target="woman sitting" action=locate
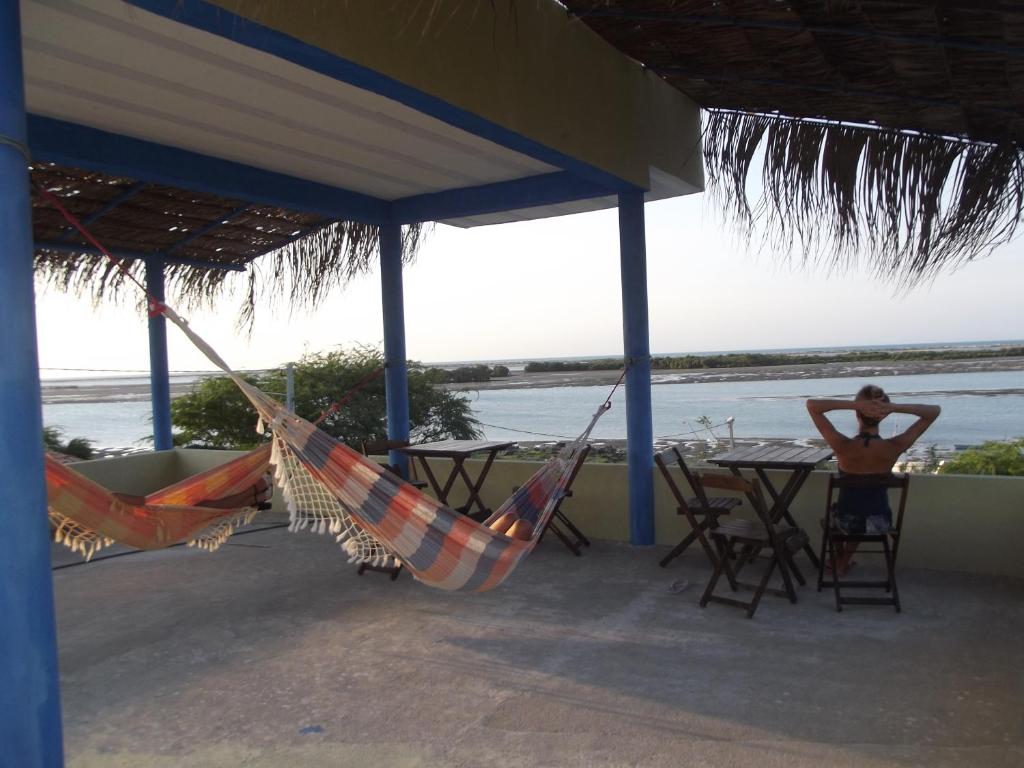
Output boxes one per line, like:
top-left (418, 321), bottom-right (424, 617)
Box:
top-left (806, 385), bottom-right (940, 574)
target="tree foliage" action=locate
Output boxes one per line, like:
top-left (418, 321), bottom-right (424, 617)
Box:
top-left (42, 426), bottom-right (95, 459)
top-left (171, 347), bottom-right (481, 450)
top-left (938, 439), bottom-right (1024, 477)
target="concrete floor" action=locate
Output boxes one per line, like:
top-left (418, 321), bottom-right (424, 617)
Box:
top-left (53, 529), bottom-right (1024, 768)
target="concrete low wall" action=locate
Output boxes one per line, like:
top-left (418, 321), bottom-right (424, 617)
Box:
top-left (430, 458), bottom-right (1024, 580)
top-left (73, 451), bottom-right (1024, 578)
top-left (71, 448), bottom-right (289, 519)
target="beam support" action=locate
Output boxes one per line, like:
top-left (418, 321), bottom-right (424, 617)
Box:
top-left (0, 0), bottom-right (65, 763)
top-left (145, 257), bottom-right (173, 451)
top-left (28, 116), bottom-right (390, 225)
top-left (57, 181), bottom-right (147, 242)
top-left (618, 190), bottom-right (654, 546)
top-left (379, 220), bottom-right (410, 477)
top-left (392, 171), bottom-right (621, 225)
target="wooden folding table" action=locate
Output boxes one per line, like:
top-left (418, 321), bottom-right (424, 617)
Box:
top-left (399, 440), bottom-right (515, 519)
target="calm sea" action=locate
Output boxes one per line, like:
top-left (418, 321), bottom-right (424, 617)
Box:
top-left (41, 369), bottom-right (1024, 450)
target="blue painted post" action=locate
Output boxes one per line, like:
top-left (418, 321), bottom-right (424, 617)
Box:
top-left (379, 220), bottom-right (410, 477)
top-left (0, 0), bottom-right (65, 763)
top-left (286, 363), bottom-right (295, 413)
top-left (145, 257), bottom-right (173, 451)
top-left (618, 190), bottom-right (655, 545)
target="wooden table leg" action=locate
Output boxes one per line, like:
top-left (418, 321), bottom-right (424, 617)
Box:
top-left (440, 458), bottom-right (464, 503)
top-left (416, 456), bottom-right (447, 502)
top-left (755, 467), bottom-right (820, 568)
top-left (456, 449), bottom-right (499, 516)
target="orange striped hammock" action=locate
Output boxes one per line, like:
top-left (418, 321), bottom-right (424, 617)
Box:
top-left (47, 445), bottom-right (272, 561)
top-left (182, 306), bottom-right (608, 592)
top-left (48, 305), bottom-right (608, 592)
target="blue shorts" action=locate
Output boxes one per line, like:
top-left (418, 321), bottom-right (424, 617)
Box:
top-left (833, 485), bottom-right (892, 535)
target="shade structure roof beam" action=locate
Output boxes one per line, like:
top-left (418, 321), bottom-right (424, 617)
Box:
top-left (55, 180), bottom-right (147, 242)
top-left (28, 116), bottom-right (393, 226)
top-left (165, 202), bottom-right (251, 255)
top-left (392, 172), bottom-right (619, 226)
top-left (568, 8), bottom-right (1024, 58)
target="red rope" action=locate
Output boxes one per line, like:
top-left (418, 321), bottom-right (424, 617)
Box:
top-left (33, 184), bottom-right (161, 313)
top-left (36, 184), bottom-right (388, 419)
top-left (312, 364), bottom-right (387, 426)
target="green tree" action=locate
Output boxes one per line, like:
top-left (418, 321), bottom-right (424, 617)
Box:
top-left (938, 438), bottom-right (1024, 476)
top-left (172, 347), bottom-right (481, 450)
top-left (42, 426), bottom-right (95, 459)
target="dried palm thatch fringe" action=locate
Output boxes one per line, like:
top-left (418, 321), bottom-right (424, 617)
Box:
top-left (238, 220), bottom-right (428, 331)
top-left (34, 218), bottom-right (427, 332)
top-left (703, 109), bottom-right (1024, 286)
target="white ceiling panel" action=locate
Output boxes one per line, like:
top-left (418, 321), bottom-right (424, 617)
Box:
top-left (22, 0), bottom-right (558, 202)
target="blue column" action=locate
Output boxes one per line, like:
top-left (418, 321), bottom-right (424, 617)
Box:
top-left (145, 257), bottom-right (173, 451)
top-left (379, 220), bottom-right (410, 477)
top-left (0, 1), bottom-right (65, 764)
top-left (618, 190), bottom-right (655, 545)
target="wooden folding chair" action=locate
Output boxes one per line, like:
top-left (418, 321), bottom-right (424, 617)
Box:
top-left (361, 439), bottom-right (428, 489)
top-left (816, 474), bottom-right (910, 613)
top-left (696, 472), bottom-right (802, 618)
top-left (654, 447), bottom-right (742, 567)
top-left (538, 444), bottom-right (592, 555)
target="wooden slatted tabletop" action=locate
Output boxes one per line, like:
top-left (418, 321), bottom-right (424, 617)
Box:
top-left (711, 444), bottom-right (833, 470)
top-left (399, 440), bottom-right (515, 458)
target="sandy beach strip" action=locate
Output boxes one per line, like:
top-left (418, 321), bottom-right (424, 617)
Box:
top-left (40, 355), bottom-right (1024, 404)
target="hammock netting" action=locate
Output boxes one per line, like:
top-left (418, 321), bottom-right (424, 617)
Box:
top-left (46, 304), bottom-right (606, 591)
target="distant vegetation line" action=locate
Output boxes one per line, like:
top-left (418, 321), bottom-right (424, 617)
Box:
top-left (523, 347), bottom-right (1024, 373)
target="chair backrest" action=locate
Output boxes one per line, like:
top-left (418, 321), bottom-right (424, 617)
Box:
top-left (826, 473), bottom-right (911, 541)
top-left (654, 446), bottom-right (708, 511)
top-left (361, 439), bottom-right (417, 481)
top-left (561, 443), bottom-right (591, 498)
top-left (362, 439), bottom-right (411, 455)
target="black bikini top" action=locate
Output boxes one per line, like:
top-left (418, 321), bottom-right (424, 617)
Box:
top-left (855, 432), bottom-right (882, 448)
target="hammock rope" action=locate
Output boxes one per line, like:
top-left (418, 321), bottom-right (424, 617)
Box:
top-left (162, 304), bottom-right (615, 589)
top-left (37, 189), bottom-right (618, 589)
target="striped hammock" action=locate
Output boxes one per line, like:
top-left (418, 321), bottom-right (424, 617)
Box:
top-left (162, 306), bottom-right (607, 592)
top-left (35, 184), bottom-right (609, 588)
top-left (46, 444), bottom-right (272, 560)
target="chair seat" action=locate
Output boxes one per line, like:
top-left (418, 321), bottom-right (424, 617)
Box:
top-left (713, 519), bottom-right (798, 545)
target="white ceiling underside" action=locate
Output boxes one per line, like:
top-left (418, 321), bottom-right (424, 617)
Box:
top-left (21, 0), bottom-right (697, 228)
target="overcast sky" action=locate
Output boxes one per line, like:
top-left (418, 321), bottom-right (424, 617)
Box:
top-left (34, 192), bottom-right (1024, 378)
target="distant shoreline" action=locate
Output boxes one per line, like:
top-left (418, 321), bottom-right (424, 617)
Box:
top-left (442, 356), bottom-right (1024, 392)
top-left (40, 355), bottom-right (1024, 404)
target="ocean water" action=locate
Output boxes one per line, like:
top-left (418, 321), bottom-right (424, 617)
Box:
top-left (42, 369), bottom-right (1024, 450)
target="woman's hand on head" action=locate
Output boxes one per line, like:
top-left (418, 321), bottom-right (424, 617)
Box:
top-left (855, 398), bottom-right (891, 421)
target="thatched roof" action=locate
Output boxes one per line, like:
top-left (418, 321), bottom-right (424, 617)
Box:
top-left (567, 1), bottom-right (1024, 145)
top-left (32, 2), bottom-right (1023, 303)
top-left (566, 1), bottom-right (1024, 283)
top-left (31, 163), bottom-right (423, 327)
